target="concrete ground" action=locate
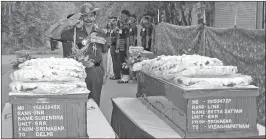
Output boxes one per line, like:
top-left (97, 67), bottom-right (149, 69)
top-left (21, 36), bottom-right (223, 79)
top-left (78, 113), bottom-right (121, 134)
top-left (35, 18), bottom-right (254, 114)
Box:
top-left (1, 53), bottom-right (137, 123)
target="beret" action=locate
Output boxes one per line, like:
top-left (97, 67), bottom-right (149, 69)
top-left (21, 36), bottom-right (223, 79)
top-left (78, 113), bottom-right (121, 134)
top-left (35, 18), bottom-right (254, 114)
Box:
top-left (121, 10), bottom-right (130, 17)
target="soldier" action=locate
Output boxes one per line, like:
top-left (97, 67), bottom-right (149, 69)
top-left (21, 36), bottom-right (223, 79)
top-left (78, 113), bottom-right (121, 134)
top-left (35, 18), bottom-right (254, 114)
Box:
top-left (107, 16), bottom-right (121, 80)
top-left (140, 15), bottom-right (153, 51)
top-left (51, 3), bottom-right (108, 106)
top-left (129, 14), bottom-right (138, 46)
top-left (128, 14), bottom-right (138, 82)
top-left (116, 10), bottom-right (131, 84)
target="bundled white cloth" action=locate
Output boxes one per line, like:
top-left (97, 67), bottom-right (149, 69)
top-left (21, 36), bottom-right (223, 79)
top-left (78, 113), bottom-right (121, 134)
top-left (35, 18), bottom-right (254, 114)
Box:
top-left (10, 67), bottom-right (86, 82)
top-left (9, 81), bottom-right (87, 94)
top-left (10, 57), bottom-right (87, 82)
top-left (18, 57), bottom-right (84, 69)
top-left (177, 66), bottom-right (238, 77)
top-left (174, 74), bottom-right (253, 88)
top-left (9, 57), bottom-right (90, 95)
top-left (135, 54), bottom-right (253, 88)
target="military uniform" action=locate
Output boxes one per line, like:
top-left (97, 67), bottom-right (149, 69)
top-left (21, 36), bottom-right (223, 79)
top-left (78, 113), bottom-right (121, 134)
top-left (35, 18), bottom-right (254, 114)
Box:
top-left (128, 21), bottom-right (138, 81)
top-left (129, 24), bottom-right (138, 46)
top-left (140, 21), bottom-right (153, 51)
top-left (109, 29), bottom-right (121, 79)
top-left (117, 25), bottom-right (130, 78)
top-left (60, 25), bottom-right (107, 105)
top-left (106, 18), bottom-right (121, 79)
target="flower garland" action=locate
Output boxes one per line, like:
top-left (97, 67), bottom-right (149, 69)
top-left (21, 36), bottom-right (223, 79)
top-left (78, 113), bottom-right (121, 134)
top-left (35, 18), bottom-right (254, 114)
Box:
top-left (122, 53), bottom-right (147, 70)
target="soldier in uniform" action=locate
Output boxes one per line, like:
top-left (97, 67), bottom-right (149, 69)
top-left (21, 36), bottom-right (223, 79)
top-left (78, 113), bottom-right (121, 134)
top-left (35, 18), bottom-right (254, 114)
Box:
top-left (107, 16), bottom-right (121, 80)
top-left (51, 3), bottom-right (108, 106)
top-left (140, 15), bottom-right (153, 51)
top-left (129, 14), bottom-right (138, 46)
top-left (128, 14), bottom-right (138, 82)
top-left (117, 10), bottom-right (131, 84)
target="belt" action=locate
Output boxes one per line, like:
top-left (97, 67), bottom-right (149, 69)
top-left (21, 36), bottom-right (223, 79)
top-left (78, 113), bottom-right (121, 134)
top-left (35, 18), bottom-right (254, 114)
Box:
top-left (61, 40), bottom-right (73, 43)
top-left (51, 38), bottom-right (72, 43)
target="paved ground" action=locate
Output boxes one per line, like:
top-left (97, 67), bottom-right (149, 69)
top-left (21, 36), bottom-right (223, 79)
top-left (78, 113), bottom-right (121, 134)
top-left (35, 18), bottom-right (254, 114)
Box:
top-left (1, 54), bottom-right (137, 123)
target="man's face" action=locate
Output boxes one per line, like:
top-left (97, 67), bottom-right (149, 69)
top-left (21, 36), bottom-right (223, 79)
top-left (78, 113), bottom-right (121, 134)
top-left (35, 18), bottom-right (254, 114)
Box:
top-left (81, 12), bottom-right (95, 24)
top-left (110, 19), bottom-right (117, 28)
top-left (120, 14), bottom-right (128, 24)
top-left (143, 18), bottom-right (149, 25)
top-left (129, 17), bottom-right (136, 24)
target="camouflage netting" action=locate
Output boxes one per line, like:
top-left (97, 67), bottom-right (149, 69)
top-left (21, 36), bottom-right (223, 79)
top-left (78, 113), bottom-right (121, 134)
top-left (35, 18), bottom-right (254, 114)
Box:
top-left (153, 23), bottom-right (204, 55)
top-left (153, 22), bottom-right (265, 126)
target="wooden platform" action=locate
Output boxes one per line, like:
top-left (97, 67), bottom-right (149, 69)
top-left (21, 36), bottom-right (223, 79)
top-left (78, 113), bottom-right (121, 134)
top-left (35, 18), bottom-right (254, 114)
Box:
top-left (2, 99), bottom-right (117, 138)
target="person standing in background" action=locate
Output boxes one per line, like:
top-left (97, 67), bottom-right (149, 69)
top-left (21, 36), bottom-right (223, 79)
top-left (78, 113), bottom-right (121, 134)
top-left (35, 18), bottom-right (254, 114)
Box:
top-left (128, 14), bottom-right (138, 82)
top-left (116, 10), bottom-right (131, 84)
top-left (129, 14), bottom-right (138, 46)
top-left (140, 15), bottom-right (153, 51)
top-left (107, 16), bottom-right (121, 80)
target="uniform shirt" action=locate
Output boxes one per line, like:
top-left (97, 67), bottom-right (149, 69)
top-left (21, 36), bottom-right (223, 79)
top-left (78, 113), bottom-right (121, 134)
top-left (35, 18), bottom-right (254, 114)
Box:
top-left (61, 25), bottom-right (108, 63)
top-left (129, 25), bottom-right (138, 46)
top-left (118, 26), bottom-right (129, 51)
top-left (140, 23), bottom-right (153, 38)
top-left (106, 29), bottom-right (117, 45)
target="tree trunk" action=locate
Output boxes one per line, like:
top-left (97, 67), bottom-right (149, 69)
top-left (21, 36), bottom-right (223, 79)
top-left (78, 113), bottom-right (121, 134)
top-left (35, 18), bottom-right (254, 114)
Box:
top-left (178, 4), bottom-right (188, 26)
top-left (15, 38), bottom-right (18, 48)
top-left (4, 3), bottom-right (6, 15)
top-left (31, 37), bottom-right (34, 47)
top-left (12, 2), bottom-right (15, 11)
top-left (187, 8), bottom-right (193, 25)
top-left (163, 2), bottom-right (170, 22)
top-left (8, 4), bottom-right (11, 15)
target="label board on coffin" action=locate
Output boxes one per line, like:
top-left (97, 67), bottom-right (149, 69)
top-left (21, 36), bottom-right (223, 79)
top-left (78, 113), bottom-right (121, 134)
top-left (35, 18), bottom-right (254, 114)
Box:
top-left (10, 93), bottom-right (88, 138)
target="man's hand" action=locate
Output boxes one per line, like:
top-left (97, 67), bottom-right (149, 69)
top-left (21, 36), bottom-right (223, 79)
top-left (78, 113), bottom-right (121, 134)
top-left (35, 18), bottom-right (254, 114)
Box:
top-left (106, 42), bottom-right (112, 47)
top-left (59, 19), bottom-right (67, 25)
top-left (106, 37), bottom-right (112, 46)
top-left (67, 13), bottom-right (82, 26)
top-left (82, 60), bottom-right (94, 68)
top-left (115, 49), bottom-right (119, 53)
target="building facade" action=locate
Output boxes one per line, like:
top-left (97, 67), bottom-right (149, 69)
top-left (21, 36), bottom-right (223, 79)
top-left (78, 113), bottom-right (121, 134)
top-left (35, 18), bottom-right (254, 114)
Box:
top-left (214, 2), bottom-right (265, 29)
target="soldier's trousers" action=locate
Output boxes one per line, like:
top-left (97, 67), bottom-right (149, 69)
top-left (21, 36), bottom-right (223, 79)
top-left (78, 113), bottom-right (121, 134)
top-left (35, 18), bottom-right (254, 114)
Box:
top-left (110, 45), bottom-right (121, 78)
top-left (141, 38), bottom-right (152, 51)
top-left (85, 65), bottom-right (104, 106)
